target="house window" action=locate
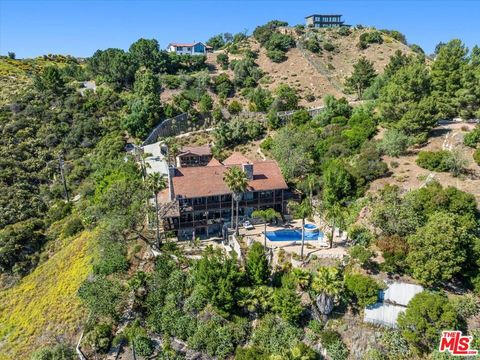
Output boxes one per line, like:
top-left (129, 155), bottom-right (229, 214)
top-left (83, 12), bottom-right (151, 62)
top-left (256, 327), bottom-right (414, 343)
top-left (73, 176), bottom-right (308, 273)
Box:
top-left (177, 46), bottom-right (183, 51)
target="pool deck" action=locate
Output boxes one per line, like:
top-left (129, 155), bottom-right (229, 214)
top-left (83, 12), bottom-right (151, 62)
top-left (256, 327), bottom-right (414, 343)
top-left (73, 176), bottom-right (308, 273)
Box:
top-left (239, 219), bottom-right (348, 261)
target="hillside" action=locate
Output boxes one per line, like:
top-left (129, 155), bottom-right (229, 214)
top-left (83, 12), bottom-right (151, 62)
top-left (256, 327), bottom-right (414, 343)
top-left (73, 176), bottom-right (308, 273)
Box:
top-left (370, 122), bottom-right (480, 204)
top-left (0, 231), bottom-right (96, 359)
top-left (202, 27), bottom-right (415, 107)
top-left (0, 55), bottom-right (83, 106)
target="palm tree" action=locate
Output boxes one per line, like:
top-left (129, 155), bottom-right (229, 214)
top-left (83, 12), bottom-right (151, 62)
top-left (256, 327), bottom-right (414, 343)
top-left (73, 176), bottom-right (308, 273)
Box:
top-left (237, 286), bottom-right (274, 318)
top-left (311, 266), bottom-right (343, 322)
top-left (324, 203), bottom-right (344, 249)
top-left (291, 268), bottom-right (312, 291)
top-left (223, 166), bottom-right (249, 234)
top-left (289, 199), bottom-right (314, 261)
top-left (252, 208), bottom-right (281, 248)
top-left (146, 173), bottom-right (167, 248)
top-left (164, 136), bottom-right (180, 166)
top-left (300, 174), bottom-right (321, 207)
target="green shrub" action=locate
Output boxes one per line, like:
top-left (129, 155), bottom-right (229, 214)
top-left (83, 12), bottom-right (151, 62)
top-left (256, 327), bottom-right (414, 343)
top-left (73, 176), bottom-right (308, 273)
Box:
top-left (474, 148), bottom-right (480, 165)
top-left (253, 20), bottom-right (289, 45)
top-left (344, 273), bottom-right (381, 307)
top-left (134, 336), bottom-right (154, 357)
top-left (216, 53), bottom-right (229, 70)
top-left (380, 29), bottom-right (407, 44)
top-left (46, 201), bottom-right (72, 225)
top-left (304, 38), bottom-right (321, 53)
top-left (416, 150), bottom-right (450, 172)
top-left (188, 314), bottom-right (248, 359)
top-left (61, 216), bottom-right (84, 238)
top-left (338, 27), bottom-right (351, 36)
top-left (213, 116), bottom-right (265, 150)
top-left (323, 42), bottom-right (335, 52)
top-left (84, 323), bottom-right (113, 353)
top-left (228, 100), bottom-right (243, 114)
top-left (214, 73), bottom-right (234, 98)
top-left (267, 110), bottom-right (282, 129)
top-left (358, 31), bottom-right (384, 49)
top-left (31, 344), bottom-right (76, 360)
top-left (320, 330), bottom-right (342, 347)
top-left (306, 319), bottom-right (324, 342)
top-left (265, 33), bottom-right (295, 53)
top-left (246, 242), bottom-right (270, 285)
top-left (290, 109), bottom-right (311, 125)
top-left (376, 235), bottom-right (408, 274)
top-left (267, 49), bottom-right (287, 63)
top-left (251, 314), bottom-right (302, 356)
top-left (93, 241), bottom-right (129, 275)
top-left (78, 276), bottom-right (123, 318)
top-left (379, 129), bottom-right (411, 157)
top-left (235, 346), bottom-right (268, 359)
top-left (199, 93), bottom-right (213, 112)
top-left (0, 218), bottom-right (45, 274)
top-left (349, 245), bottom-right (374, 267)
top-left (397, 291), bottom-right (457, 352)
top-left (261, 136), bottom-right (274, 151)
top-left (160, 74), bottom-right (181, 89)
top-left (326, 340), bottom-right (349, 360)
top-left (233, 56), bottom-right (263, 88)
top-left (410, 44), bottom-right (425, 55)
top-left (348, 226), bottom-right (373, 247)
top-left (320, 330), bottom-right (349, 360)
top-left (464, 126), bottom-right (480, 147)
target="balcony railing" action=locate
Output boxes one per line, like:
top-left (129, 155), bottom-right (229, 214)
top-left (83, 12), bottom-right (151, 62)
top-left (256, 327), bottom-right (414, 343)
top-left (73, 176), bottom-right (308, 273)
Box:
top-left (183, 196), bottom-right (287, 212)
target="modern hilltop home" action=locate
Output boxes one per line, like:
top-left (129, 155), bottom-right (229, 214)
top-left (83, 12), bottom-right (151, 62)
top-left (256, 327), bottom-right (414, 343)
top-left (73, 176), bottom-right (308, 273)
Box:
top-left (157, 152), bottom-right (289, 239)
top-left (305, 14), bottom-right (345, 28)
top-left (167, 42), bottom-right (212, 55)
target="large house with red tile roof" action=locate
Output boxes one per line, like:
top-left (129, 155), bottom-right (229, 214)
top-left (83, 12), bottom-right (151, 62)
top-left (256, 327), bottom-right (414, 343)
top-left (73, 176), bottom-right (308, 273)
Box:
top-left (158, 152), bottom-right (289, 239)
top-left (167, 42), bottom-right (212, 55)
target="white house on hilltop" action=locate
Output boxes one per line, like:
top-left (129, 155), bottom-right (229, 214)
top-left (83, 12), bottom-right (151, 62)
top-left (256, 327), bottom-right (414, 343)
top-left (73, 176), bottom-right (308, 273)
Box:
top-left (167, 42), bottom-right (212, 55)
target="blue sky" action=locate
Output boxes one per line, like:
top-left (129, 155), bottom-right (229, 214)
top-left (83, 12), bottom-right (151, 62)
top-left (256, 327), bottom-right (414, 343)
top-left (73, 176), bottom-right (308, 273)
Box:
top-left (1, 0), bottom-right (479, 58)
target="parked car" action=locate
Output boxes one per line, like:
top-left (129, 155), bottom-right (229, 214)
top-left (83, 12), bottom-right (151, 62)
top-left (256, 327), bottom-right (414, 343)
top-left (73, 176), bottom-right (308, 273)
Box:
top-left (243, 220), bottom-right (254, 230)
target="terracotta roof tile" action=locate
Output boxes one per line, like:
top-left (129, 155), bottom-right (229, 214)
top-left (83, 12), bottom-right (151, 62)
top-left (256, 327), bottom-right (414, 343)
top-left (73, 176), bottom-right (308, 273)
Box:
top-left (223, 152), bottom-right (251, 165)
top-left (171, 160), bottom-right (287, 198)
top-left (178, 145), bottom-right (212, 157)
top-left (206, 158), bottom-right (222, 166)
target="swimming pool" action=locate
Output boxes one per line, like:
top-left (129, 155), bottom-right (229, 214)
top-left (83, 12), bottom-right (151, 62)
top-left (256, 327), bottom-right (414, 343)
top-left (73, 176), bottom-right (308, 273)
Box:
top-left (265, 228), bottom-right (324, 242)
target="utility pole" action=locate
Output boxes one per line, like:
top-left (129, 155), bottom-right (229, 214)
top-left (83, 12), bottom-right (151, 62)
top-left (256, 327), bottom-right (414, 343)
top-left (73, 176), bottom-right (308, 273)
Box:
top-left (58, 152), bottom-right (70, 202)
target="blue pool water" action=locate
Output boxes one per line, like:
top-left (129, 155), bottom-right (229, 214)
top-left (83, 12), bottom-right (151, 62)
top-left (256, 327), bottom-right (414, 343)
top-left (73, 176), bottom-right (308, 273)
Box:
top-left (265, 229), bottom-right (324, 242)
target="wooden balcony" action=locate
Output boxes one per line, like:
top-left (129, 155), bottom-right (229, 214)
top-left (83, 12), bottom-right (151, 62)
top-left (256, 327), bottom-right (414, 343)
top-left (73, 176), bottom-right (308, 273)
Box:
top-left (184, 196), bottom-right (287, 212)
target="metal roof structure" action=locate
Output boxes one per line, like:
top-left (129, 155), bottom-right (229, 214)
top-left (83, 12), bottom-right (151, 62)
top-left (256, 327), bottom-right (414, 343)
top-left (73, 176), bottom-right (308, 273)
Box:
top-left (364, 282), bottom-right (424, 328)
top-left (381, 282), bottom-right (424, 306)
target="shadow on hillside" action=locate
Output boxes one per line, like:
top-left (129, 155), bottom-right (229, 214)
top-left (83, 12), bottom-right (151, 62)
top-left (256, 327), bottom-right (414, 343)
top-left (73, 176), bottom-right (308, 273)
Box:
top-left (428, 127), bottom-right (450, 139)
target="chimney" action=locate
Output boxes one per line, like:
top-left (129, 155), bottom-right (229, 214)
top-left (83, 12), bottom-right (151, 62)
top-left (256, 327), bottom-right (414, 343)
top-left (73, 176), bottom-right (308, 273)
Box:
top-left (168, 166), bottom-right (176, 201)
top-left (242, 163), bottom-right (253, 180)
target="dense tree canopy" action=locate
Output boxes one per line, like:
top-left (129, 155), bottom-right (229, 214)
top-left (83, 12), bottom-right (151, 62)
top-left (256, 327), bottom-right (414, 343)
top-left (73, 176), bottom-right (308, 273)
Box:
top-left (398, 291), bottom-right (458, 353)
